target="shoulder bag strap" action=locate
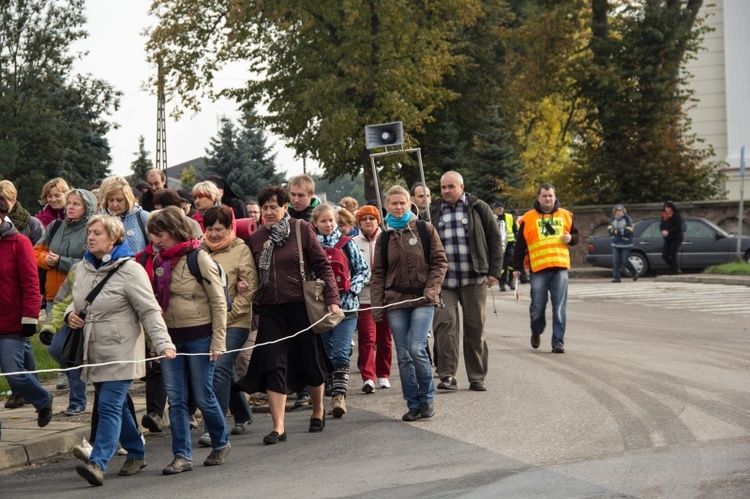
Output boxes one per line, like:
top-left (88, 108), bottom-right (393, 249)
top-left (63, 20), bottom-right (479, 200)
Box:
top-left (295, 219), bottom-right (306, 281)
top-left (83, 261), bottom-right (125, 309)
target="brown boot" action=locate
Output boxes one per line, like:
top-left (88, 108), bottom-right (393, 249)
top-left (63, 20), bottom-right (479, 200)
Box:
top-left (331, 394), bottom-right (347, 418)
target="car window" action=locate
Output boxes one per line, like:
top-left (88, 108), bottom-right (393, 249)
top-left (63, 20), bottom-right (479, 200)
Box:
top-left (639, 220), bottom-right (661, 238)
top-left (686, 220), bottom-right (714, 238)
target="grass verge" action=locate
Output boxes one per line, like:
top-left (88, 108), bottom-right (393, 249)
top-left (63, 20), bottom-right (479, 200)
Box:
top-left (0, 336), bottom-right (59, 396)
top-left (704, 261), bottom-right (750, 275)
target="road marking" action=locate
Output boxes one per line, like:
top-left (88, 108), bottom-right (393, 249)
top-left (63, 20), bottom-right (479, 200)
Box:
top-left (568, 281), bottom-right (750, 317)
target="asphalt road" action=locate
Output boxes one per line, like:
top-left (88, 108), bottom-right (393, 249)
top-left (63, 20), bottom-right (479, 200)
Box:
top-left (2, 278), bottom-right (749, 498)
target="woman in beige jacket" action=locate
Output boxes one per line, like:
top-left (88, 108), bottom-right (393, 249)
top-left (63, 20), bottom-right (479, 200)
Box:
top-left (197, 206), bottom-right (258, 445)
top-left (145, 206), bottom-right (229, 475)
top-left (66, 215), bottom-right (176, 486)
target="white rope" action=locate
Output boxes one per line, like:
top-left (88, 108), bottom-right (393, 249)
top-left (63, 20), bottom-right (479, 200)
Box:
top-left (0, 297), bottom-right (425, 378)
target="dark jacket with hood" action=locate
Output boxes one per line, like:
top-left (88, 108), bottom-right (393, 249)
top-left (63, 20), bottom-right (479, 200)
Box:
top-left (288, 196), bottom-right (321, 222)
top-left (206, 176), bottom-right (249, 220)
top-left (659, 201), bottom-right (684, 241)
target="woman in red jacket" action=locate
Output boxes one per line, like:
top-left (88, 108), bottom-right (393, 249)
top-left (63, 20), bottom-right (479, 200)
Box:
top-left (0, 194), bottom-right (53, 432)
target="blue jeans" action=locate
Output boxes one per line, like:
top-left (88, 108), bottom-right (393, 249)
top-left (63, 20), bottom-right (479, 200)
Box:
top-left (161, 336), bottom-right (228, 460)
top-left (387, 307), bottom-right (435, 409)
top-left (320, 316), bottom-right (357, 367)
top-left (89, 380), bottom-right (143, 472)
top-left (529, 268), bottom-right (569, 347)
top-left (213, 327), bottom-right (252, 424)
top-left (612, 246), bottom-right (636, 279)
top-left (47, 325), bottom-right (87, 410)
top-left (0, 336), bottom-right (51, 410)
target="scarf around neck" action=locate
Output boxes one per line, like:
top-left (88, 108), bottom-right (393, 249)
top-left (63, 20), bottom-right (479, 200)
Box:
top-left (385, 210), bottom-right (413, 229)
top-left (318, 227), bottom-right (342, 248)
top-left (153, 238), bottom-right (201, 312)
top-left (255, 213), bottom-right (291, 303)
top-left (8, 202), bottom-right (30, 231)
top-left (204, 210), bottom-right (237, 253)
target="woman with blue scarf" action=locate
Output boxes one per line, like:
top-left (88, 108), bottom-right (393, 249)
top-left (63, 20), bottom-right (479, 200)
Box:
top-left (310, 204), bottom-right (370, 418)
top-left (370, 186), bottom-right (447, 422)
top-left (98, 176), bottom-right (150, 254)
top-left (67, 215), bottom-right (175, 486)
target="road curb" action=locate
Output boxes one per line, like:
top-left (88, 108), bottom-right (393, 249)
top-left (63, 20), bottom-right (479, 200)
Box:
top-left (0, 425), bottom-right (89, 471)
top-left (656, 274), bottom-right (750, 286)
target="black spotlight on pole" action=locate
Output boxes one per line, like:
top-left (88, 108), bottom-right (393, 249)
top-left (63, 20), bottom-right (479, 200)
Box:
top-left (365, 121), bottom-right (404, 150)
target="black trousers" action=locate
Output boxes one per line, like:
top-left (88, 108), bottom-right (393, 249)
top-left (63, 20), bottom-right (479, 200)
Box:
top-left (662, 238), bottom-right (682, 274)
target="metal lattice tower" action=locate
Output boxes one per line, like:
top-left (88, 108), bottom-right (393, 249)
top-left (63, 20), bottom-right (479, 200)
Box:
top-left (155, 60), bottom-right (168, 186)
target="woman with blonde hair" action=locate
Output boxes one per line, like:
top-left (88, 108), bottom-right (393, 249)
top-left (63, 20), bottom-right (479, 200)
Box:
top-left (338, 196), bottom-right (359, 214)
top-left (371, 185), bottom-right (447, 422)
top-left (98, 176), bottom-right (150, 254)
top-left (68, 214), bottom-right (176, 486)
top-left (191, 181), bottom-right (222, 232)
top-left (336, 207), bottom-right (359, 237)
top-left (36, 177), bottom-right (70, 227)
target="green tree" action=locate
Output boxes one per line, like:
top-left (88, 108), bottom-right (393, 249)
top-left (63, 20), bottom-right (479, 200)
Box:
top-left (574, 0), bottom-right (722, 204)
top-left (0, 0), bottom-right (119, 209)
top-left (202, 110), bottom-right (283, 199)
top-left (130, 135), bottom-right (152, 184)
top-left (146, 1), bottom-right (482, 200)
top-left (179, 165), bottom-right (197, 190)
top-left (312, 173), bottom-right (366, 206)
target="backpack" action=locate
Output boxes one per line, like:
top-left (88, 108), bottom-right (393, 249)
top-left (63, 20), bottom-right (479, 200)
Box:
top-left (186, 248), bottom-right (233, 312)
top-left (380, 220), bottom-right (431, 274)
top-left (324, 236), bottom-right (352, 293)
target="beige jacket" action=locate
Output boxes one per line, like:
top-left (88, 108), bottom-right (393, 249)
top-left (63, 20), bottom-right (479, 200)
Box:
top-left (201, 238), bottom-right (258, 329)
top-left (68, 256), bottom-right (174, 383)
top-left (161, 248), bottom-right (227, 352)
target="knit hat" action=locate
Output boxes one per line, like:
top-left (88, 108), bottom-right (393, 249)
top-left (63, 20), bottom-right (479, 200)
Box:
top-left (356, 205), bottom-right (382, 224)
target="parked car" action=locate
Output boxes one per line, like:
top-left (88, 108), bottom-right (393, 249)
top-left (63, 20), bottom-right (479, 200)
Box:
top-left (587, 217), bottom-right (750, 276)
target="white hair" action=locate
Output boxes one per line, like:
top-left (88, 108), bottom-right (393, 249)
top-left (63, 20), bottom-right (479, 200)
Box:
top-left (441, 170), bottom-right (464, 185)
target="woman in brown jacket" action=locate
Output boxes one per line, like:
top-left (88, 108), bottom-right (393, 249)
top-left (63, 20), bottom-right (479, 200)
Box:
top-left (236, 186), bottom-right (340, 445)
top-left (371, 185), bottom-right (447, 422)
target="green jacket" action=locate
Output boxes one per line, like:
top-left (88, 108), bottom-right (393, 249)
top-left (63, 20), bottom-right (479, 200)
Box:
top-left (430, 192), bottom-right (503, 279)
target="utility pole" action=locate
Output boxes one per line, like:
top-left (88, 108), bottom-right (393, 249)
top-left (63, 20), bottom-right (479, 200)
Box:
top-left (156, 59), bottom-right (168, 186)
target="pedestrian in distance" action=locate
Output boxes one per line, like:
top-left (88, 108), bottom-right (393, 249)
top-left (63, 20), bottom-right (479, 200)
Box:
top-left (608, 204), bottom-right (638, 282)
top-left (513, 183), bottom-right (579, 354)
top-left (660, 200), bottom-right (684, 275)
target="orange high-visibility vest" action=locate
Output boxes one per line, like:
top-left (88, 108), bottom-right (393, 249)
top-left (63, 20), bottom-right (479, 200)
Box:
top-left (520, 208), bottom-right (573, 271)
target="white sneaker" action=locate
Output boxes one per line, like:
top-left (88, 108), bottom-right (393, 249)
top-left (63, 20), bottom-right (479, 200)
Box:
top-left (362, 380), bottom-right (375, 394)
top-left (116, 443), bottom-right (127, 455)
top-left (378, 377), bottom-right (391, 389)
top-left (140, 433), bottom-right (146, 446)
top-left (73, 438), bottom-right (93, 462)
top-left (198, 432), bottom-right (211, 447)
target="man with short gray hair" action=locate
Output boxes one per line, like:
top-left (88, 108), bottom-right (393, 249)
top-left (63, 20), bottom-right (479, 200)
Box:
top-left (429, 171), bottom-right (502, 391)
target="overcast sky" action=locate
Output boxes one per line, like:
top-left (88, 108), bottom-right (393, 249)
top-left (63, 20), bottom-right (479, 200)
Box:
top-left (74, 0), bottom-right (305, 180)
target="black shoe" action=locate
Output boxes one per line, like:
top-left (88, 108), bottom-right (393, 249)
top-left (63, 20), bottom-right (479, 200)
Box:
top-left (141, 412), bottom-right (163, 433)
top-left (420, 403), bottom-right (434, 419)
top-left (499, 284), bottom-right (507, 292)
top-left (632, 273), bottom-right (639, 282)
top-left (37, 394), bottom-right (53, 428)
top-left (263, 431), bottom-right (287, 445)
top-left (436, 376), bottom-right (457, 390)
top-left (469, 381), bottom-right (487, 392)
top-left (309, 416), bottom-right (325, 433)
top-left (531, 334), bottom-right (541, 349)
top-left (611, 278), bottom-right (621, 283)
top-left (552, 345), bottom-right (565, 354)
top-left (402, 408), bottom-right (421, 422)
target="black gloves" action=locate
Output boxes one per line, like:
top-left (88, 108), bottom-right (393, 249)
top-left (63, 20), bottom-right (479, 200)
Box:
top-left (21, 323), bottom-right (37, 337)
top-left (39, 329), bottom-right (55, 346)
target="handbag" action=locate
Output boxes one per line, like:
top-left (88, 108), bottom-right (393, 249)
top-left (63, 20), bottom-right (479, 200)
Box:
top-left (295, 219), bottom-right (344, 334)
top-left (61, 262), bottom-right (124, 368)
